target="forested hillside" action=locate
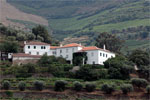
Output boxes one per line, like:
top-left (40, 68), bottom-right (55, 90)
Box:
top-left (5, 0), bottom-right (150, 53)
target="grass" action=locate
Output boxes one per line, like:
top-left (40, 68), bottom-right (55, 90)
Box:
top-left (84, 19), bottom-right (150, 33)
top-left (121, 39), bottom-right (150, 53)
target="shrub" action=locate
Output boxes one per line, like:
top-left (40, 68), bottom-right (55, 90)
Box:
top-left (18, 81), bottom-right (26, 91)
top-left (131, 78), bottom-right (148, 88)
top-left (5, 91), bottom-right (13, 97)
top-left (34, 81), bottom-right (45, 91)
top-left (120, 84), bottom-right (133, 94)
top-left (101, 84), bottom-right (115, 94)
top-left (75, 65), bottom-right (107, 81)
top-left (146, 85), bottom-right (150, 94)
top-left (54, 80), bottom-right (67, 91)
top-left (73, 81), bottom-right (83, 91)
top-left (85, 83), bottom-right (96, 92)
top-left (2, 81), bottom-right (11, 90)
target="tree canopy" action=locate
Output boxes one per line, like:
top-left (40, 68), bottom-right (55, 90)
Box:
top-left (128, 49), bottom-right (150, 67)
top-left (0, 41), bottom-right (19, 53)
top-left (32, 25), bottom-right (52, 43)
top-left (95, 32), bottom-right (124, 53)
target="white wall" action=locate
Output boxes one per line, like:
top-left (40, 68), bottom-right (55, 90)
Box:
top-left (98, 50), bottom-right (115, 65)
top-left (56, 46), bottom-right (82, 63)
top-left (86, 50), bottom-right (99, 64)
top-left (24, 45), bottom-right (51, 56)
top-left (85, 50), bottom-right (115, 65)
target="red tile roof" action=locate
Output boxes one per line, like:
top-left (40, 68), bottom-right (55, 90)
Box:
top-left (50, 46), bottom-right (60, 49)
top-left (80, 46), bottom-right (100, 51)
top-left (61, 43), bottom-right (83, 48)
top-left (13, 53), bottom-right (41, 58)
top-left (79, 46), bottom-right (113, 53)
top-left (25, 41), bottom-right (50, 46)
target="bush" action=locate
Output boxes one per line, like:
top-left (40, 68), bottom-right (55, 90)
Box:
top-left (5, 91), bottom-right (13, 97)
top-left (146, 85), bottom-right (150, 94)
top-left (54, 80), bottom-right (67, 91)
top-left (18, 81), bottom-right (26, 91)
top-left (85, 83), bottom-right (96, 92)
top-left (101, 84), bottom-right (115, 94)
top-left (75, 64), bottom-right (108, 81)
top-left (34, 81), bottom-right (45, 91)
top-left (120, 84), bottom-right (133, 94)
top-left (2, 81), bottom-right (11, 90)
top-left (131, 78), bottom-right (148, 88)
top-left (73, 81), bottom-right (83, 91)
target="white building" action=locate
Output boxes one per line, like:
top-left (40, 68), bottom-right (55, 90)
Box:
top-left (78, 46), bottom-right (115, 65)
top-left (14, 41), bottom-right (115, 65)
top-left (24, 41), bottom-right (51, 56)
top-left (53, 43), bottom-right (83, 64)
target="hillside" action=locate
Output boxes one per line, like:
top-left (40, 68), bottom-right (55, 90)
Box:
top-left (0, 0), bottom-right (48, 29)
top-left (3, 0), bottom-right (150, 52)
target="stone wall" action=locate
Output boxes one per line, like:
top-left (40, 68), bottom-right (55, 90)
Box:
top-left (12, 59), bottom-right (39, 65)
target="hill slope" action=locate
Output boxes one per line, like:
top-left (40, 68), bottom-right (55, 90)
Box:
top-left (0, 0), bottom-right (48, 29)
top-left (4, 0), bottom-right (150, 52)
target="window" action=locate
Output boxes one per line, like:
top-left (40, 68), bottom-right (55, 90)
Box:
top-left (93, 61), bottom-right (95, 64)
top-left (60, 50), bottom-right (62, 53)
top-left (66, 55), bottom-right (68, 58)
top-left (100, 53), bottom-right (102, 56)
top-left (41, 46), bottom-right (43, 49)
top-left (106, 54), bottom-right (107, 58)
top-left (103, 53), bottom-right (105, 57)
top-left (34, 46), bottom-right (36, 49)
top-left (66, 49), bottom-right (68, 53)
top-left (72, 48), bottom-right (74, 52)
top-left (28, 46), bottom-right (30, 49)
top-left (37, 52), bottom-right (39, 55)
top-left (91, 52), bottom-right (94, 56)
top-left (45, 52), bottom-right (47, 55)
top-left (44, 46), bottom-right (46, 49)
top-left (53, 51), bottom-right (56, 55)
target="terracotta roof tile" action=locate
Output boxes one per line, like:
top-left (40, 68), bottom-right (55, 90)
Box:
top-left (26, 41), bottom-right (50, 45)
top-left (13, 53), bottom-right (41, 58)
top-left (61, 43), bottom-right (83, 48)
top-left (50, 46), bottom-right (60, 49)
top-left (79, 46), bottom-right (113, 53)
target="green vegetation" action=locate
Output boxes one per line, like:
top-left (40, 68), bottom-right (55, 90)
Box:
top-left (146, 85), bottom-right (150, 94)
top-left (7, 0), bottom-right (150, 45)
top-left (54, 80), bottom-right (67, 92)
top-left (95, 32), bottom-right (124, 53)
top-left (18, 81), bottom-right (26, 91)
top-left (34, 80), bottom-right (45, 91)
top-left (73, 81), bottom-right (83, 91)
top-left (131, 78), bottom-right (148, 88)
top-left (120, 84), bottom-right (134, 94)
top-left (85, 83), bottom-right (96, 92)
top-left (2, 81), bottom-right (11, 90)
top-left (101, 84), bottom-right (115, 94)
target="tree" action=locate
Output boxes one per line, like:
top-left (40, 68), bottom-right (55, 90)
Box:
top-left (32, 25), bottom-right (52, 43)
top-left (0, 41), bottom-right (19, 53)
top-left (104, 55), bottom-right (134, 79)
top-left (128, 50), bottom-right (150, 67)
top-left (95, 32), bottom-right (124, 53)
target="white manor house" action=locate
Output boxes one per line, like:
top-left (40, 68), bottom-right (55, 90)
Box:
top-left (13, 41), bottom-right (115, 65)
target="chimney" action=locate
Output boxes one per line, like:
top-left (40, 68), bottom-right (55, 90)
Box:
top-left (80, 43), bottom-right (82, 46)
top-left (103, 44), bottom-right (106, 50)
top-left (60, 44), bottom-right (63, 47)
top-left (24, 41), bottom-right (26, 45)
